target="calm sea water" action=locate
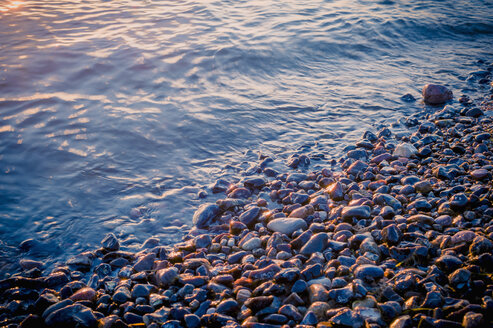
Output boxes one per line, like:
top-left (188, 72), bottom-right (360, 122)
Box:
top-left (0, 0), bottom-right (492, 274)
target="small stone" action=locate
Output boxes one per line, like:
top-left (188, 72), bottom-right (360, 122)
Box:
top-left (300, 310), bottom-right (318, 325)
top-left (244, 296), bottom-right (273, 313)
top-left (216, 299), bottom-right (239, 315)
top-left (414, 180), bottom-right (433, 194)
top-left (101, 233), bottom-right (120, 251)
top-left (241, 237), bottom-right (262, 251)
top-left (112, 286), bottom-right (131, 303)
top-left (132, 284), bottom-right (155, 299)
top-left (133, 253), bottom-right (156, 272)
top-left (19, 259), bottom-right (43, 271)
top-left (422, 84), bottom-right (453, 104)
top-left (451, 231), bottom-right (476, 244)
top-left (449, 193), bottom-right (468, 210)
top-left (328, 285), bottom-right (354, 304)
top-left (329, 308), bottom-right (364, 328)
top-left (394, 143), bottom-right (418, 157)
top-left (435, 255), bottom-right (463, 273)
top-left (184, 314), bottom-right (200, 328)
top-left (291, 280), bottom-right (307, 293)
top-left (401, 94), bottom-right (416, 102)
top-left (279, 304), bottom-right (303, 321)
top-left (195, 235), bottom-right (212, 249)
top-left (469, 236), bottom-right (493, 256)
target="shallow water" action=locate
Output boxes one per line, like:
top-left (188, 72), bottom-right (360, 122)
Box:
top-left (0, 0), bottom-right (492, 274)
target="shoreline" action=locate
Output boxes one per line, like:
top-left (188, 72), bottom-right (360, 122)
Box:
top-left (1, 76), bottom-right (493, 327)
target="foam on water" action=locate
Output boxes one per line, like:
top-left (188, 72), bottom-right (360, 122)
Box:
top-left (0, 0), bottom-right (492, 274)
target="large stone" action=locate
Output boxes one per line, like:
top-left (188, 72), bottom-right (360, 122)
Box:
top-left (193, 203), bottom-right (220, 229)
top-left (267, 218), bottom-right (307, 235)
top-left (341, 205), bottom-right (371, 221)
top-left (422, 84), bottom-right (453, 105)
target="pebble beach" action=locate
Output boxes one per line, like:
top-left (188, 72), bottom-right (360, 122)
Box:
top-left (1, 72), bottom-right (493, 328)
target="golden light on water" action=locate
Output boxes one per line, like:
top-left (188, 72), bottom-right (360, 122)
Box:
top-left (0, 0), bottom-right (23, 12)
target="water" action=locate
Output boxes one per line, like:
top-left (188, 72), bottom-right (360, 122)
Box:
top-left (0, 0), bottom-right (492, 275)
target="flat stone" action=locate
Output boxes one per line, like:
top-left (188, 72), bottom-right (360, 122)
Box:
top-left (414, 180), bottom-right (433, 194)
top-left (267, 218), bottom-right (307, 235)
top-left (407, 214), bottom-right (434, 225)
top-left (341, 205), bottom-right (371, 220)
top-left (69, 287), bottom-right (96, 302)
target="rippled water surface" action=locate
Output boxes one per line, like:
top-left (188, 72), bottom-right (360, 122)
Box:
top-left (1, 0), bottom-right (492, 273)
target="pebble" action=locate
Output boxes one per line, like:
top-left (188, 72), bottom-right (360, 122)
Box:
top-left (422, 84), bottom-right (453, 104)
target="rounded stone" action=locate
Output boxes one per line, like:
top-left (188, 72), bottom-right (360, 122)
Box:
top-left (422, 84), bottom-right (453, 104)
